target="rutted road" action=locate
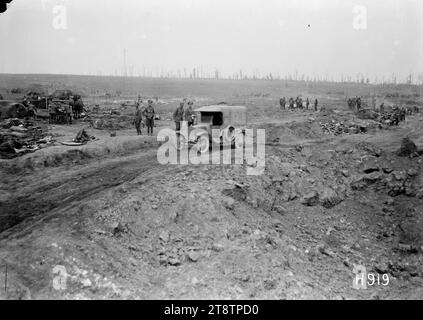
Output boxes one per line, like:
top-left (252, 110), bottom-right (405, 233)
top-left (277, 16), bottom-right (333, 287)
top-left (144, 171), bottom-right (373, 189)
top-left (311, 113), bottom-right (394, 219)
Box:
top-left (0, 150), bottom-right (167, 236)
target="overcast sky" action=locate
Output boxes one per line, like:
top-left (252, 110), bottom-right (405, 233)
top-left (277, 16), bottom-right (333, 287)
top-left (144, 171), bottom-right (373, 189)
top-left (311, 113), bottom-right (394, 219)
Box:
top-left (0, 0), bottom-right (422, 81)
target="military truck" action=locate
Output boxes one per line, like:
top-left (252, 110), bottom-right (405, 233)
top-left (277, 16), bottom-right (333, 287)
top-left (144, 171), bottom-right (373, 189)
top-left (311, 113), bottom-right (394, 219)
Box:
top-left (178, 104), bottom-right (247, 152)
top-left (48, 99), bottom-right (73, 124)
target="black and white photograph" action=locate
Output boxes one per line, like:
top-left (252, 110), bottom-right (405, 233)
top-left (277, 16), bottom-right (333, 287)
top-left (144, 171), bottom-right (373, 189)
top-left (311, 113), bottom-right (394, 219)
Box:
top-left (0, 0), bottom-right (422, 304)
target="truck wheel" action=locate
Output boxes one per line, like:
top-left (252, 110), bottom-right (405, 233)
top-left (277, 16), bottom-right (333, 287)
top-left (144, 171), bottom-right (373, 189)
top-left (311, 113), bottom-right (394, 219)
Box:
top-left (193, 135), bottom-right (209, 153)
top-left (233, 130), bottom-right (245, 149)
top-left (223, 126), bottom-right (236, 144)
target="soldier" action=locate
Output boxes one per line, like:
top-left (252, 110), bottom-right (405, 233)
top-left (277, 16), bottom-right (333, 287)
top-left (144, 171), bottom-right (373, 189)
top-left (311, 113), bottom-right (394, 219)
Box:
top-left (347, 98), bottom-right (353, 110)
top-left (145, 100), bottom-right (155, 136)
top-left (26, 102), bottom-right (37, 120)
top-left (173, 102), bottom-right (184, 131)
top-left (134, 104), bottom-right (143, 135)
top-left (0, 93), bottom-right (3, 100)
top-left (401, 107), bottom-right (406, 121)
top-left (72, 95), bottom-right (84, 119)
top-left (379, 102), bottom-right (384, 113)
top-left (314, 98), bottom-right (318, 111)
top-left (372, 96), bottom-right (377, 111)
top-left (279, 97), bottom-right (286, 109)
top-left (289, 97), bottom-right (294, 110)
top-left (184, 101), bottom-right (195, 126)
top-left (395, 108), bottom-right (401, 125)
top-left (139, 100), bottom-right (148, 128)
top-left (391, 106), bottom-right (400, 125)
top-left (355, 97), bottom-right (361, 111)
top-left (356, 97), bottom-right (362, 111)
top-left (306, 97), bottom-right (310, 110)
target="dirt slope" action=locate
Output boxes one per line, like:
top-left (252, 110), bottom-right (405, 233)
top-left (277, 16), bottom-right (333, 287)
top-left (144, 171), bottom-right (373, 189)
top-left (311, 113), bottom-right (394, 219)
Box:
top-left (1, 116), bottom-right (422, 300)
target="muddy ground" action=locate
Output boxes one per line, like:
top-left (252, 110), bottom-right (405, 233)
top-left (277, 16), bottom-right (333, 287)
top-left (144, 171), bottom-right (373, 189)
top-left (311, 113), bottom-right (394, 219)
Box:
top-left (0, 75), bottom-right (423, 299)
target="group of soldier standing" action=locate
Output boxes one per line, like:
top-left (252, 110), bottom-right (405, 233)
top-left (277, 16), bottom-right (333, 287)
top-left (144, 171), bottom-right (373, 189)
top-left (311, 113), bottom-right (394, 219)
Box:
top-left (133, 97), bottom-right (196, 136)
top-left (279, 96), bottom-right (319, 111)
top-left (347, 95), bottom-right (421, 126)
top-left (347, 96), bottom-right (363, 111)
top-left (384, 105), bottom-right (420, 126)
top-left (134, 97), bottom-right (156, 136)
top-left (173, 98), bottom-right (195, 131)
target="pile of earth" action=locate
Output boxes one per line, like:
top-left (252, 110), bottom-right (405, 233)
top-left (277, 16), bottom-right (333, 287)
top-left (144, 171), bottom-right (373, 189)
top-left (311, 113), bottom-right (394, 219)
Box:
top-left (221, 140), bottom-right (423, 213)
top-left (397, 137), bottom-right (420, 157)
top-left (80, 139), bottom-right (422, 298)
top-left (266, 120), bottom-right (323, 143)
top-left (1, 135), bottom-right (422, 299)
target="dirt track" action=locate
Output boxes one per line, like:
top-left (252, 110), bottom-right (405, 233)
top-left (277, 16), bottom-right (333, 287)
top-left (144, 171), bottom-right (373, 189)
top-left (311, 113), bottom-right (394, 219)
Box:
top-left (0, 150), bottom-right (162, 235)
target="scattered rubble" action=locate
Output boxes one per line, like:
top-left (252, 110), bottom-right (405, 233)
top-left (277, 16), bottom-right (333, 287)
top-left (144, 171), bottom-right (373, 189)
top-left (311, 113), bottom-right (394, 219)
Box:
top-left (397, 137), bottom-right (418, 157)
top-left (88, 115), bottom-right (133, 130)
top-left (319, 118), bottom-right (380, 135)
top-left (74, 129), bottom-right (95, 144)
top-left (319, 187), bottom-right (344, 208)
top-left (0, 118), bottom-right (52, 158)
top-left (1, 79), bottom-right (422, 300)
top-left (110, 222), bottom-right (125, 236)
top-left (60, 129), bottom-right (95, 146)
top-left (301, 191), bottom-right (319, 206)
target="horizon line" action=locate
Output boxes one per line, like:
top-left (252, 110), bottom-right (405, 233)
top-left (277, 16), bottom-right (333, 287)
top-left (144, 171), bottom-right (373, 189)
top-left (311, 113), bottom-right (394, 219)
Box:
top-left (0, 72), bottom-right (422, 87)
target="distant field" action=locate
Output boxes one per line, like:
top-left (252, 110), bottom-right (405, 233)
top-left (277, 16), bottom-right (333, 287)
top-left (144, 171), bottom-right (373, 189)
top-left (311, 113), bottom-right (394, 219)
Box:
top-left (1, 73), bottom-right (422, 100)
top-left (1, 74), bottom-right (422, 123)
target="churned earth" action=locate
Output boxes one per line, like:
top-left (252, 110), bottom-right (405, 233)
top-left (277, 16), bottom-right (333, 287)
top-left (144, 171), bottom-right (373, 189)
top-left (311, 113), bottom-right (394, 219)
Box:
top-left (0, 75), bottom-right (422, 299)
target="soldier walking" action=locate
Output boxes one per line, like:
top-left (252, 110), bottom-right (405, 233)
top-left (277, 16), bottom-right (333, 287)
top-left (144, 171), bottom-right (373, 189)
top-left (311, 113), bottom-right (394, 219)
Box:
top-left (289, 97), bottom-right (294, 110)
top-left (400, 107), bottom-right (406, 121)
top-left (134, 103), bottom-right (143, 135)
top-left (347, 98), bottom-right (352, 110)
top-left (173, 102), bottom-right (184, 131)
top-left (280, 97), bottom-right (286, 110)
top-left (184, 101), bottom-right (195, 126)
top-left (356, 97), bottom-right (362, 111)
top-left (145, 100), bottom-right (155, 136)
top-left (314, 98), bottom-right (318, 111)
top-left (351, 97), bottom-right (356, 110)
